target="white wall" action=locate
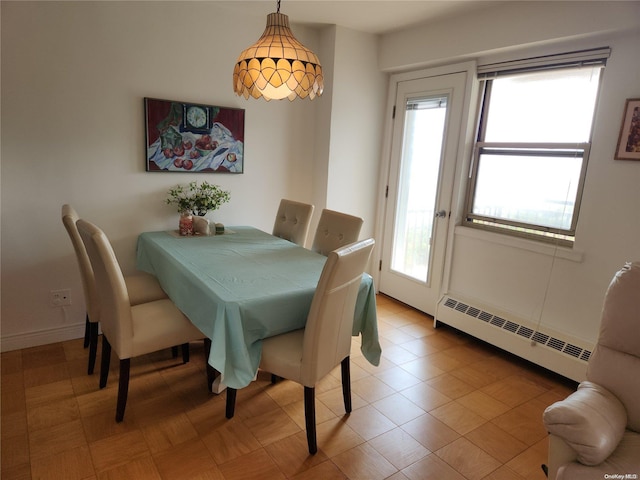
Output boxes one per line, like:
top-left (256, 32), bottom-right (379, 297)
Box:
top-left (1, 2), bottom-right (378, 350)
top-left (379, 2), bottom-right (640, 72)
top-left (310, 26), bottom-right (336, 230)
top-left (325, 27), bottom-right (387, 240)
top-left (308, 25), bottom-right (387, 242)
top-left (377, 2), bottom-right (640, 348)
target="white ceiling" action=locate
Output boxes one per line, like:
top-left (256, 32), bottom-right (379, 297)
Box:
top-left (215, 0), bottom-right (500, 35)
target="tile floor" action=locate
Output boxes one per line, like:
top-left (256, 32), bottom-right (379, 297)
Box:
top-left (1, 294), bottom-right (577, 479)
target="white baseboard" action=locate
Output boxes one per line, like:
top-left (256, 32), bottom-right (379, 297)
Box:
top-left (1, 323), bottom-right (85, 352)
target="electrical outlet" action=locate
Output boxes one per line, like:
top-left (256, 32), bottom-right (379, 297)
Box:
top-left (51, 289), bottom-right (72, 306)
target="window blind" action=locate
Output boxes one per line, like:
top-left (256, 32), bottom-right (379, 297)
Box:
top-left (477, 47), bottom-right (611, 79)
top-left (406, 97), bottom-right (448, 110)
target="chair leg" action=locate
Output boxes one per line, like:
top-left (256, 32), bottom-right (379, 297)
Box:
top-left (304, 386), bottom-right (318, 454)
top-left (87, 321), bottom-right (99, 375)
top-left (83, 313), bottom-right (90, 348)
top-left (181, 343), bottom-right (190, 363)
top-left (341, 356), bottom-right (352, 413)
top-left (225, 388), bottom-right (237, 419)
top-left (99, 335), bottom-right (112, 389)
top-left (116, 358), bottom-right (130, 422)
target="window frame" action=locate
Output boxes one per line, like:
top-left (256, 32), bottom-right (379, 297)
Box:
top-left (463, 59), bottom-right (605, 246)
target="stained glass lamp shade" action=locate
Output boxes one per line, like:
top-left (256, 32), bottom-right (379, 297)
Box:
top-left (232, 9), bottom-right (323, 101)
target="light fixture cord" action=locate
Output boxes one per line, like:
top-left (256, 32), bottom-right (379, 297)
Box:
top-left (532, 161), bottom-right (575, 344)
top-left (276, 0), bottom-right (281, 13)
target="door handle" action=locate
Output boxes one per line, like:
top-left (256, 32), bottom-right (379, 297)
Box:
top-left (435, 210), bottom-right (447, 218)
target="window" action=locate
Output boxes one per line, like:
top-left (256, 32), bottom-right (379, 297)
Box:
top-left (464, 49), bottom-right (609, 245)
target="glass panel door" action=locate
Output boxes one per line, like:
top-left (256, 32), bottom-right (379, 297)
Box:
top-left (391, 96), bottom-right (448, 284)
top-left (379, 71), bottom-right (468, 315)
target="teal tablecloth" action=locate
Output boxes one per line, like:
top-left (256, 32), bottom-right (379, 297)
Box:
top-left (136, 227), bottom-right (381, 389)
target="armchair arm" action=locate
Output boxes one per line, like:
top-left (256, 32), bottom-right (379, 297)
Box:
top-left (543, 381), bottom-right (627, 466)
top-left (546, 434), bottom-right (578, 480)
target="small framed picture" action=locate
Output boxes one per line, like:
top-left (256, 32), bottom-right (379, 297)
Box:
top-left (614, 98), bottom-right (640, 161)
top-left (145, 98), bottom-right (245, 173)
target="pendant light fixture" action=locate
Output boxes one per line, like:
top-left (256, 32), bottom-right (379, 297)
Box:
top-left (232, 0), bottom-right (323, 101)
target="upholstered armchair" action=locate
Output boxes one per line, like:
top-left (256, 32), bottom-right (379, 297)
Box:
top-left (542, 262), bottom-right (640, 479)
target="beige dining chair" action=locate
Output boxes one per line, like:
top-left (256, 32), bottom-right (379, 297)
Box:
top-left (272, 199), bottom-right (315, 247)
top-left (62, 205), bottom-right (170, 375)
top-left (225, 238), bottom-right (375, 454)
top-left (311, 208), bottom-right (364, 256)
top-left (77, 219), bottom-right (205, 422)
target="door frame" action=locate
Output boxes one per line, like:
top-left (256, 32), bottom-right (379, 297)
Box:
top-left (373, 61), bottom-right (480, 308)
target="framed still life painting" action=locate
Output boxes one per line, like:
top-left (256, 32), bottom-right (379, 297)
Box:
top-left (614, 98), bottom-right (640, 161)
top-left (145, 98), bottom-right (245, 173)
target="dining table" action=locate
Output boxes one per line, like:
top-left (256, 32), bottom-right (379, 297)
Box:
top-left (135, 226), bottom-right (381, 391)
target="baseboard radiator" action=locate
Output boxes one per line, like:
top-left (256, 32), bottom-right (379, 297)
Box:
top-left (436, 296), bottom-right (592, 382)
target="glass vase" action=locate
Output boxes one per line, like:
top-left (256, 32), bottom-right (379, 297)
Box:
top-left (179, 212), bottom-right (194, 236)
